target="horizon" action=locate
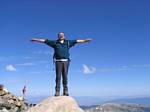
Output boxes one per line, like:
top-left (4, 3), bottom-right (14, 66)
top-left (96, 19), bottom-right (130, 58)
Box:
top-left (0, 0), bottom-right (150, 102)
top-left (25, 94), bottom-right (150, 106)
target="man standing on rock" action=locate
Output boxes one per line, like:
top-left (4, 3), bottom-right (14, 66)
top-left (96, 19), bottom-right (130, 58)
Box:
top-left (31, 32), bottom-right (92, 96)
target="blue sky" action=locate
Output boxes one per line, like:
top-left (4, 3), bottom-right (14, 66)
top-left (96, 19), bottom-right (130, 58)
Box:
top-left (0, 0), bottom-right (150, 99)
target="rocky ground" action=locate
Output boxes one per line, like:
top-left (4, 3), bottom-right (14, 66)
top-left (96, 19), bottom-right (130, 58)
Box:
top-left (0, 89), bottom-right (30, 112)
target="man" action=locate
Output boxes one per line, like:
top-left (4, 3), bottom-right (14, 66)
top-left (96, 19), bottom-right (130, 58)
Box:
top-left (31, 32), bottom-right (92, 96)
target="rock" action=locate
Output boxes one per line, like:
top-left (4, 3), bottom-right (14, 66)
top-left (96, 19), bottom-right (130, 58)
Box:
top-left (27, 96), bottom-right (84, 112)
top-left (0, 108), bottom-right (9, 112)
top-left (0, 89), bottom-right (29, 112)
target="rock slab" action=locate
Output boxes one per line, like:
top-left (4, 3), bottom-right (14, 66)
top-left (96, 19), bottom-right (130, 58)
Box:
top-left (27, 96), bottom-right (84, 112)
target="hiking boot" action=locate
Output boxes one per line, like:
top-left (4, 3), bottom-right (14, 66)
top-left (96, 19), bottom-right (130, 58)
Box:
top-left (63, 89), bottom-right (69, 96)
top-left (54, 91), bottom-right (60, 97)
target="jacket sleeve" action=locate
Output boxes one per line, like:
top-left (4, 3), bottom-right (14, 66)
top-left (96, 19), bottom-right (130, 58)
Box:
top-left (68, 40), bottom-right (77, 48)
top-left (44, 39), bottom-right (56, 48)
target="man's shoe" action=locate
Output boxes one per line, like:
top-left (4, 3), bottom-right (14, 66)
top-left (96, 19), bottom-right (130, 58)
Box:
top-left (63, 90), bottom-right (69, 96)
top-left (54, 91), bottom-right (60, 97)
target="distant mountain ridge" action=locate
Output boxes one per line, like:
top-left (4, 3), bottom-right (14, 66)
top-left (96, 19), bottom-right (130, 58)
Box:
top-left (83, 103), bottom-right (150, 112)
top-left (107, 97), bottom-right (150, 105)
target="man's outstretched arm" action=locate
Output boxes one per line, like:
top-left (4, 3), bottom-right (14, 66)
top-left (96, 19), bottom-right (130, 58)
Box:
top-left (31, 38), bottom-right (46, 43)
top-left (76, 38), bottom-right (92, 43)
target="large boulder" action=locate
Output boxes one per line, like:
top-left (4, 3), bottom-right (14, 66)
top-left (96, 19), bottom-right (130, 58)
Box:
top-left (27, 96), bottom-right (84, 112)
top-left (0, 88), bottom-right (29, 112)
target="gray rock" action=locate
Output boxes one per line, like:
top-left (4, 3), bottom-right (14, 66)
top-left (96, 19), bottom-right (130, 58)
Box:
top-left (27, 96), bottom-right (84, 112)
top-left (0, 108), bottom-right (9, 112)
top-left (0, 89), bottom-right (29, 112)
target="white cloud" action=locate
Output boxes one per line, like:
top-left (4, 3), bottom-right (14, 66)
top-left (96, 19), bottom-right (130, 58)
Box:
top-left (33, 50), bottom-right (42, 54)
top-left (6, 65), bottom-right (17, 72)
top-left (16, 62), bottom-right (36, 66)
top-left (21, 56), bottom-right (40, 59)
top-left (28, 71), bottom-right (42, 74)
top-left (37, 60), bottom-right (48, 64)
top-left (131, 64), bottom-right (150, 68)
top-left (81, 64), bottom-right (150, 74)
top-left (44, 51), bottom-right (53, 55)
top-left (28, 70), bottom-right (53, 75)
top-left (82, 64), bottom-right (96, 74)
top-left (33, 50), bottom-right (53, 55)
top-left (97, 65), bottom-right (130, 73)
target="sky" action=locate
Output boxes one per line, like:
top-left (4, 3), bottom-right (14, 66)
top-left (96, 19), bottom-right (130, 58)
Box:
top-left (0, 0), bottom-right (150, 100)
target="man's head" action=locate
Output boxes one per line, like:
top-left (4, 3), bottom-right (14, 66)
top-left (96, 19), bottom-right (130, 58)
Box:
top-left (58, 32), bottom-right (65, 41)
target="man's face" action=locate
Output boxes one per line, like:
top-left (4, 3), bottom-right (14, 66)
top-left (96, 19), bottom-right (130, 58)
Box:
top-left (58, 32), bottom-right (65, 40)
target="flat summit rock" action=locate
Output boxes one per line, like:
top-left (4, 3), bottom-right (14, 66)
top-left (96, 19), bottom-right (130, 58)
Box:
top-left (27, 96), bottom-right (84, 112)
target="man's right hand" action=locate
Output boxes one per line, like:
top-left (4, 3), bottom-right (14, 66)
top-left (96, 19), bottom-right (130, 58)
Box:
top-left (30, 38), bottom-right (46, 43)
top-left (30, 38), bottom-right (37, 42)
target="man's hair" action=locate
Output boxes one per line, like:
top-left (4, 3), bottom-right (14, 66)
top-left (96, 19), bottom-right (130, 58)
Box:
top-left (58, 32), bottom-right (65, 38)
